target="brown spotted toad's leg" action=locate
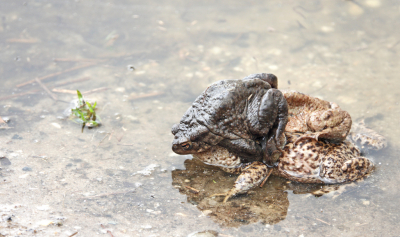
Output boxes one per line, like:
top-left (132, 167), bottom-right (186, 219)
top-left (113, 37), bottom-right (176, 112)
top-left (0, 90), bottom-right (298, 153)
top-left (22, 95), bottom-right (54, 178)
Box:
top-left (340, 157), bottom-right (374, 182)
top-left (319, 143), bottom-right (374, 183)
top-left (320, 157), bottom-right (374, 183)
top-left (348, 120), bottom-right (388, 152)
top-left (211, 161), bottom-right (271, 203)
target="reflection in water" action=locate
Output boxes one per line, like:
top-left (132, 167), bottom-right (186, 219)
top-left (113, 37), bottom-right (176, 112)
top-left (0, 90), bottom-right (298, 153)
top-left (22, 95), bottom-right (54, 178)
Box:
top-left (172, 158), bottom-right (343, 227)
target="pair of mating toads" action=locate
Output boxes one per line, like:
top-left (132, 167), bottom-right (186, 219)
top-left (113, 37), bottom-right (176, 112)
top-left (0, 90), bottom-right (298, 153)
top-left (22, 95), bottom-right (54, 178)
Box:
top-left (171, 73), bottom-right (386, 202)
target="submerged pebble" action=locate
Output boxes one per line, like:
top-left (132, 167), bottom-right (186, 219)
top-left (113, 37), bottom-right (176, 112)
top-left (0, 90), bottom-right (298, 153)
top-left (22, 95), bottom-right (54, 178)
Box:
top-left (51, 123), bottom-right (62, 129)
top-left (12, 134), bottom-right (23, 140)
top-left (0, 158), bottom-right (11, 166)
top-left (22, 167), bottom-right (32, 171)
top-left (37, 220), bottom-right (53, 226)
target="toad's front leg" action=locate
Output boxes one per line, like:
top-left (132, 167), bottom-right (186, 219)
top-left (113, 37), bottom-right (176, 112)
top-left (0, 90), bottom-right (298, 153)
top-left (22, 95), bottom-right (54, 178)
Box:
top-left (218, 138), bottom-right (264, 162)
top-left (211, 161), bottom-right (272, 203)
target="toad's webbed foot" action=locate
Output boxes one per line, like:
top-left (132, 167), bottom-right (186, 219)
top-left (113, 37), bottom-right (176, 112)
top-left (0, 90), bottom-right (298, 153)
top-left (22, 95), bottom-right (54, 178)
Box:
top-left (348, 120), bottom-right (387, 153)
top-left (261, 132), bottom-right (286, 166)
top-left (243, 73), bottom-right (278, 89)
top-left (293, 132), bottom-right (321, 145)
top-left (210, 162), bottom-right (271, 202)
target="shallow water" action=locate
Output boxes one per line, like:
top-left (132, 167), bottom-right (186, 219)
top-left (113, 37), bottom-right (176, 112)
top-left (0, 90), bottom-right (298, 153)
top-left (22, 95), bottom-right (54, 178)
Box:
top-left (1, 1), bottom-right (399, 236)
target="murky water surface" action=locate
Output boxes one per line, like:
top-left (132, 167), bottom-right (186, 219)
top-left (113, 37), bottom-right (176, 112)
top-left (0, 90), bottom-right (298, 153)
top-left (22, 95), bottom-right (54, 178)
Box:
top-left (1, 1), bottom-right (399, 236)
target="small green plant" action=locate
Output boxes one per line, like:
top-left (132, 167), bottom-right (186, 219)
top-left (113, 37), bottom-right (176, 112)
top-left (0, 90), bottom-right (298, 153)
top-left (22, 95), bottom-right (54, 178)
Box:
top-left (71, 90), bottom-right (100, 130)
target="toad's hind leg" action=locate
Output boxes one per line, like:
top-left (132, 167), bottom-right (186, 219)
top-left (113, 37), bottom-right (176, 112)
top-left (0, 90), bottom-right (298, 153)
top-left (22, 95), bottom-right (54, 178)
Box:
top-left (340, 157), bottom-right (374, 182)
top-left (349, 120), bottom-right (388, 153)
top-left (211, 161), bottom-right (271, 203)
top-left (320, 157), bottom-right (374, 183)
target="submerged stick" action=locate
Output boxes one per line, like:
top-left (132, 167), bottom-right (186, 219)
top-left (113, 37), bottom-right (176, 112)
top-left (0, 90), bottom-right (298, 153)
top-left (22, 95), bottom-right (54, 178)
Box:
top-left (52, 87), bottom-right (108, 95)
top-left (0, 90), bottom-right (40, 101)
top-left (35, 78), bottom-right (58, 100)
top-left (83, 87), bottom-right (108, 95)
top-left (107, 230), bottom-right (115, 237)
top-left (16, 62), bottom-right (97, 88)
top-left (52, 89), bottom-right (77, 94)
top-left (1, 77), bottom-right (91, 101)
top-left (185, 186), bottom-right (200, 194)
top-left (259, 168), bottom-right (273, 188)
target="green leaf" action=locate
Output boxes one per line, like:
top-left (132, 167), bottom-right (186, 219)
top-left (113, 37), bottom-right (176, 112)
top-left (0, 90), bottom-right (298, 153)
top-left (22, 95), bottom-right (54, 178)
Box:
top-left (75, 109), bottom-right (87, 122)
top-left (76, 90), bottom-right (84, 107)
top-left (86, 101), bottom-right (94, 113)
top-left (70, 90), bottom-right (100, 129)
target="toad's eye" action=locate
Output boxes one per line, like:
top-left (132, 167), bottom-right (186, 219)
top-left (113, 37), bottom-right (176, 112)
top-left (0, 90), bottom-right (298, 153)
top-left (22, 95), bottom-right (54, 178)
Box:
top-left (181, 142), bottom-right (192, 150)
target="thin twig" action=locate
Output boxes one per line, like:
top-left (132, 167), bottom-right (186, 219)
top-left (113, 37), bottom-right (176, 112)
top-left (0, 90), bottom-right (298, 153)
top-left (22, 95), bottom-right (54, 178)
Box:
top-left (68, 232), bottom-right (78, 237)
top-left (83, 87), bottom-right (108, 95)
top-left (0, 90), bottom-right (40, 101)
top-left (1, 77), bottom-right (90, 100)
top-left (260, 168), bottom-right (273, 188)
top-left (16, 62), bottom-right (97, 88)
top-left (52, 87), bottom-right (108, 95)
top-left (107, 230), bottom-right (115, 237)
top-left (35, 78), bottom-right (58, 100)
top-left (108, 130), bottom-right (114, 141)
top-left (316, 218), bottom-right (331, 225)
top-left (98, 133), bottom-right (110, 147)
top-left (185, 186), bottom-right (200, 194)
top-left (52, 88), bottom-right (78, 94)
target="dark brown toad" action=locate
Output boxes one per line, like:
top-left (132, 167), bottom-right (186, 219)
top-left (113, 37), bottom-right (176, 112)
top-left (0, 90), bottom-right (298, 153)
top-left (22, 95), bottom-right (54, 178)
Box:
top-left (171, 73), bottom-right (288, 165)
